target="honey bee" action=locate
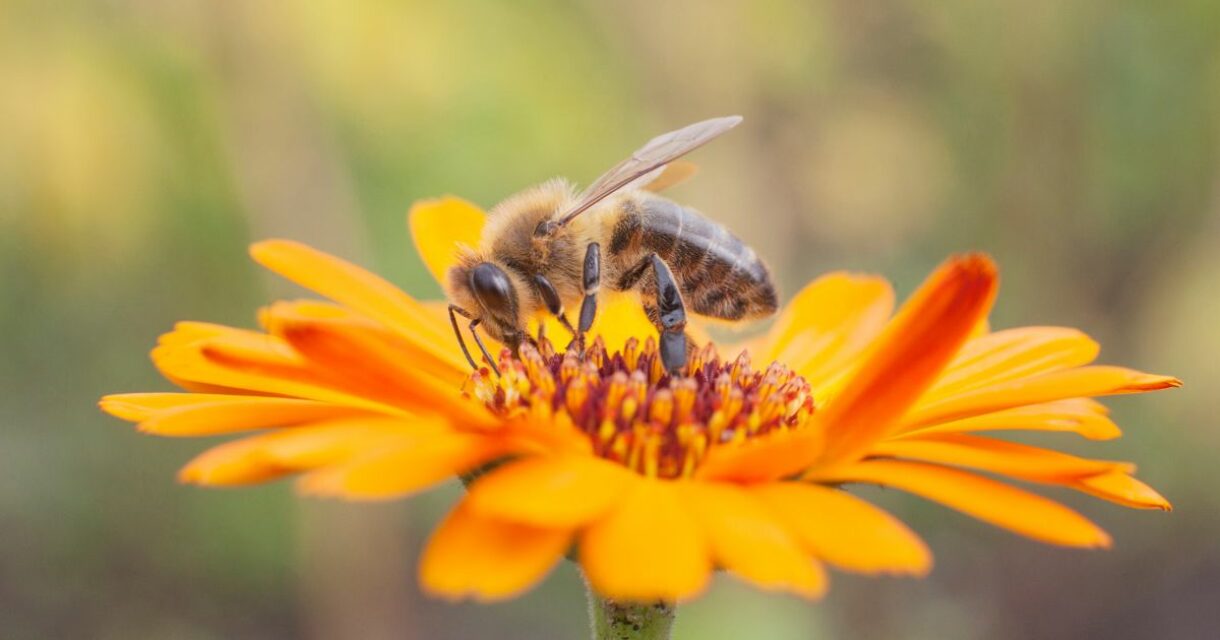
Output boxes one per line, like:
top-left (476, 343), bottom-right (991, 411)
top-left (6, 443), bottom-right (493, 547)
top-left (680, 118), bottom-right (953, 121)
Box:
top-left (446, 116), bottom-right (778, 376)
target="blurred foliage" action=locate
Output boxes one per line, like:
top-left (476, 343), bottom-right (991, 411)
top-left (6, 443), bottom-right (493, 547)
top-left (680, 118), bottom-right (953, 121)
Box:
top-left (1, 1), bottom-right (1217, 638)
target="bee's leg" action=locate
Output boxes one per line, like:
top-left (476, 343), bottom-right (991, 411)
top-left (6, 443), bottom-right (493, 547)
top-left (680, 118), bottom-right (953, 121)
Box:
top-left (644, 253), bottom-right (687, 376)
top-left (574, 242), bottom-right (601, 350)
top-left (447, 304), bottom-right (480, 371)
top-left (532, 274), bottom-right (577, 345)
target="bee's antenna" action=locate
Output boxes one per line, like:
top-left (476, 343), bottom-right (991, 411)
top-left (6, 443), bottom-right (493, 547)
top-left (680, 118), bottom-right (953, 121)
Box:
top-left (448, 304), bottom-right (500, 376)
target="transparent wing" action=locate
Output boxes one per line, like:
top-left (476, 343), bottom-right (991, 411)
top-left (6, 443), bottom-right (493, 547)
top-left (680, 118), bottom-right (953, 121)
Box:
top-left (555, 115), bottom-right (742, 226)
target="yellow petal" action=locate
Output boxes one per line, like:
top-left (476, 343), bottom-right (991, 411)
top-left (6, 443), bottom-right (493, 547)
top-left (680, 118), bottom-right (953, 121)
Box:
top-left (922, 327), bottom-right (1100, 403)
top-left (297, 429), bottom-right (508, 500)
top-left (815, 254), bottom-right (999, 466)
top-left (816, 459), bottom-right (1111, 548)
top-left (1073, 471), bottom-right (1172, 511)
top-left (641, 160), bottom-right (698, 192)
top-left (249, 240), bottom-right (464, 370)
top-left (870, 434), bottom-right (1126, 482)
top-left (903, 366), bottom-right (1181, 429)
top-left (680, 482), bottom-right (827, 599)
top-left (580, 479), bottom-right (711, 602)
top-left (420, 501), bottom-right (570, 602)
top-left (764, 273), bottom-right (894, 388)
top-left (407, 196), bottom-right (487, 287)
top-left (465, 455), bottom-right (636, 528)
top-left (752, 482), bottom-right (931, 575)
top-left (896, 398), bottom-right (1121, 440)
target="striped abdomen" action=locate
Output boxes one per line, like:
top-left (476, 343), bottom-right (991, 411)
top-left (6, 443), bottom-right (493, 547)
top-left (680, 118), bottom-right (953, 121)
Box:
top-left (607, 194), bottom-right (778, 321)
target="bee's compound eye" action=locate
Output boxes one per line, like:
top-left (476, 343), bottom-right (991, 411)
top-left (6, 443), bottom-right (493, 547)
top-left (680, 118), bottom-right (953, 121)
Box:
top-left (469, 263), bottom-right (517, 315)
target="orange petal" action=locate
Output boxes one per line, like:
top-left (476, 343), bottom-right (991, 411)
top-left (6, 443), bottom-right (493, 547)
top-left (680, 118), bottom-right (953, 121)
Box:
top-left (815, 254), bottom-right (999, 466)
top-left (580, 479), bottom-right (711, 602)
top-left (297, 429), bottom-right (508, 500)
top-left (764, 273), bottom-right (895, 388)
top-left (100, 392), bottom-right (242, 422)
top-left (816, 459), bottom-right (1111, 548)
top-left (752, 482), bottom-right (931, 575)
top-left (407, 196), bottom-right (487, 287)
top-left (153, 325), bottom-right (403, 414)
top-left (249, 240), bottom-right (464, 370)
top-left (178, 416), bottom-right (423, 486)
top-left (465, 455), bottom-right (636, 528)
top-left (903, 366), bottom-right (1181, 429)
top-left (109, 394), bottom-right (364, 437)
top-left (694, 429), bottom-right (825, 482)
top-left (870, 434), bottom-right (1126, 482)
top-left (922, 327), bottom-right (1100, 403)
top-left (1073, 471), bottom-right (1172, 511)
top-left (273, 315), bottom-right (498, 430)
top-left (680, 482), bottom-right (827, 598)
top-left (897, 398), bottom-right (1121, 440)
top-left (420, 501), bottom-right (570, 602)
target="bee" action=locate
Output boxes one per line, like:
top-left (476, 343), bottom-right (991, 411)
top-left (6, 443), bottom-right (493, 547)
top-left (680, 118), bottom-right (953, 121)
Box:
top-left (446, 116), bottom-right (778, 376)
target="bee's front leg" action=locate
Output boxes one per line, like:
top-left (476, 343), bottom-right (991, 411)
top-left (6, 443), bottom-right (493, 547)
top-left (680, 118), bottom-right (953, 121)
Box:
top-left (532, 274), bottom-right (576, 346)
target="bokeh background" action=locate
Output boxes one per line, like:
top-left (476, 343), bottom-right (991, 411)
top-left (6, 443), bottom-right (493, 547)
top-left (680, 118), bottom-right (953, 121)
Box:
top-left (2, 1), bottom-right (1217, 638)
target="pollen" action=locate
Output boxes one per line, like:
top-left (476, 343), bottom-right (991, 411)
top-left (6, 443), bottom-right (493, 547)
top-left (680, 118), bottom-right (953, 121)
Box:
top-left (467, 336), bottom-right (817, 479)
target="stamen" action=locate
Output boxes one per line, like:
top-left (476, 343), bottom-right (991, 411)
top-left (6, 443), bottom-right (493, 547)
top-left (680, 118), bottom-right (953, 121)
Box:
top-left (468, 335), bottom-right (816, 479)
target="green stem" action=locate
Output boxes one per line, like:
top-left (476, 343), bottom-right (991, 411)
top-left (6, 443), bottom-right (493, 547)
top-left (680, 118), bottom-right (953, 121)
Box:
top-left (588, 590), bottom-right (676, 640)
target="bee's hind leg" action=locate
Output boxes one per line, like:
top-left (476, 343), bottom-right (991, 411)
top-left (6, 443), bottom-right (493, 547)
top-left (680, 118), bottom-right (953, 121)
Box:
top-left (643, 253), bottom-right (687, 376)
top-left (574, 243), bottom-right (601, 352)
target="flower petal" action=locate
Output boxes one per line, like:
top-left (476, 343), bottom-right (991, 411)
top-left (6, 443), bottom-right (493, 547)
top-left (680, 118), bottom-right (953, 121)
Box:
top-left (297, 429), bottom-right (508, 500)
top-left (407, 196), bottom-right (487, 287)
top-left (896, 398), bottom-right (1121, 440)
top-left (752, 482), bottom-right (931, 575)
top-left (420, 501), bottom-right (570, 602)
top-left (815, 254), bottom-right (999, 466)
top-left (870, 434), bottom-right (1126, 482)
top-left (273, 315), bottom-right (498, 430)
top-left (694, 429), bottom-right (825, 482)
top-left (1073, 471), bottom-right (1172, 511)
top-left (104, 393), bottom-right (365, 437)
top-left (100, 392), bottom-right (238, 421)
top-left (153, 324), bottom-right (403, 414)
top-left (680, 482), bottom-right (827, 598)
top-left (903, 366), bottom-right (1181, 429)
top-left (465, 455), bottom-right (636, 528)
top-left (178, 416), bottom-right (425, 486)
top-left (815, 459), bottom-right (1111, 548)
top-left (249, 240), bottom-right (464, 370)
top-left (921, 327), bottom-right (1100, 403)
top-left (580, 479), bottom-right (711, 602)
top-left (764, 273), bottom-right (894, 388)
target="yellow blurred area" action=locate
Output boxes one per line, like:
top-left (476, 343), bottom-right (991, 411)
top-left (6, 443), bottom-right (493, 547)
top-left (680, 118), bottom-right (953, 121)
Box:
top-left (1, 1), bottom-right (1217, 639)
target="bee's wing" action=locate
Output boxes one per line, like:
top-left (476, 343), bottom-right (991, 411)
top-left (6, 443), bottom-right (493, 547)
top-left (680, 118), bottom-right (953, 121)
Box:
top-left (555, 115), bottom-right (742, 226)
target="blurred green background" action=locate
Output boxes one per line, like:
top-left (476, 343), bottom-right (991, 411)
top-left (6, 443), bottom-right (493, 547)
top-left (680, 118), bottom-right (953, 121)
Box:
top-left (2, 1), bottom-right (1217, 638)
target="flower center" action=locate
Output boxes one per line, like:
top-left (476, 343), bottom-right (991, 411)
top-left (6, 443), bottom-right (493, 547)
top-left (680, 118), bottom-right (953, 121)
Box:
top-left (466, 336), bottom-right (816, 478)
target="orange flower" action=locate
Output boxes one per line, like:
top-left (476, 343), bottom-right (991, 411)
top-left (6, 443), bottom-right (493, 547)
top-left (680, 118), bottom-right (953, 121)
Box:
top-left (101, 196), bottom-right (1179, 604)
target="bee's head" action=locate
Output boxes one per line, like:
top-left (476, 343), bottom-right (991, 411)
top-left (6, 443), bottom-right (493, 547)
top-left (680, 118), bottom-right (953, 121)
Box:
top-left (447, 258), bottom-right (527, 349)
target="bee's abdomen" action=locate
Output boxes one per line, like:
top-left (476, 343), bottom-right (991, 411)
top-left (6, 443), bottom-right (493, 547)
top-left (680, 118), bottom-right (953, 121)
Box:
top-left (609, 195), bottom-right (778, 321)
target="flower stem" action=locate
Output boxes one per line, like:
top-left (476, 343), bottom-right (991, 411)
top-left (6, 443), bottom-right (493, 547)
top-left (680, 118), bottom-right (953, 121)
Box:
top-left (588, 591), bottom-right (675, 640)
